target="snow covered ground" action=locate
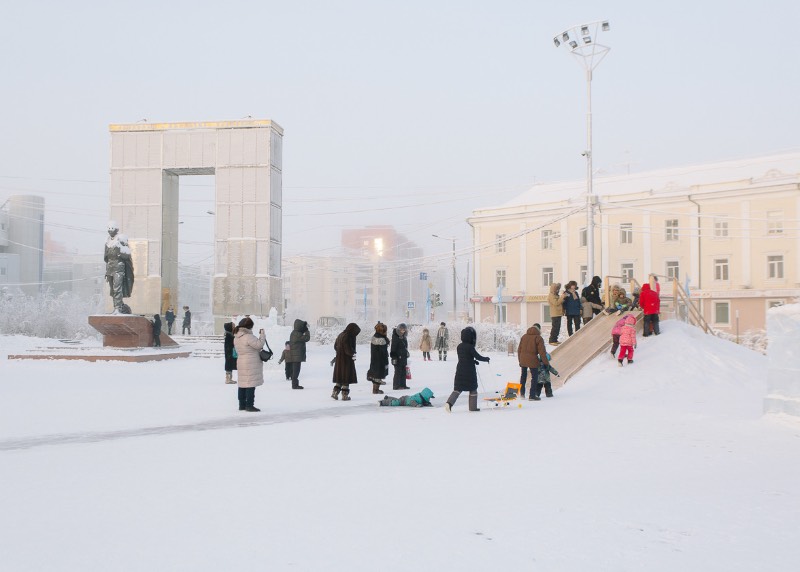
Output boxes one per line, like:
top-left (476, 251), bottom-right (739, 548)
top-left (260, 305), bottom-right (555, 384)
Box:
top-left (1, 321), bottom-right (798, 571)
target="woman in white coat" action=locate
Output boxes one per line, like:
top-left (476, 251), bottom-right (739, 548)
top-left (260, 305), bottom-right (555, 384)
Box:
top-left (233, 317), bottom-right (266, 412)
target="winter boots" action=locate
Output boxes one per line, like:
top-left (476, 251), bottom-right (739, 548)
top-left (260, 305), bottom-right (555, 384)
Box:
top-left (618, 359), bottom-right (624, 367)
top-left (341, 387), bottom-right (351, 401)
top-left (331, 385), bottom-right (341, 400)
top-left (239, 387), bottom-right (259, 412)
top-left (530, 383), bottom-right (543, 400)
top-left (468, 393), bottom-right (480, 412)
top-left (225, 371), bottom-right (236, 384)
top-left (372, 382), bottom-right (384, 394)
top-left (445, 391), bottom-right (480, 412)
top-left (544, 383), bottom-right (553, 398)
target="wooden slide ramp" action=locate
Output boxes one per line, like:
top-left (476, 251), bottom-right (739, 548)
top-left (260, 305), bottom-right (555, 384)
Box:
top-left (549, 310), bottom-right (643, 391)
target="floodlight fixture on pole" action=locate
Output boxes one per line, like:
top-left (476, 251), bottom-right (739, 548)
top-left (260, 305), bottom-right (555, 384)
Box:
top-left (432, 234), bottom-right (457, 320)
top-left (554, 19), bottom-right (610, 286)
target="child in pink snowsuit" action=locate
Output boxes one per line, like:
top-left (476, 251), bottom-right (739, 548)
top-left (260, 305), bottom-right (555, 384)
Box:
top-left (610, 315), bottom-right (627, 358)
top-left (618, 314), bottom-right (637, 366)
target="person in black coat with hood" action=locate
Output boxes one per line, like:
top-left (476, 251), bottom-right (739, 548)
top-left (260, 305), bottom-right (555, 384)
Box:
top-left (331, 322), bottom-right (361, 401)
top-left (367, 322), bottom-right (390, 395)
top-left (152, 314), bottom-right (162, 347)
top-left (444, 326), bottom-right (490, 413)
top-left (581, 276), bottom-right (604, 316)
top-left (390, 323), bottom-right (410, 390)
top-left (223, 321), bottom-right (238, 384)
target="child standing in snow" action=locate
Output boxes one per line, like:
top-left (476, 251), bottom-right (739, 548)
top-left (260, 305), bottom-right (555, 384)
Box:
top-left (532, 353), bottom-right (560, 400)
top-left (444, 327), bottom-right (490, 413)
top-left (618, 314), bottom-right (637, 366)
top-left (278, 342), bottom-right (291, 381)
top-left (610, 315), bottom-right (627, 358)
top-left (420, 328), bottom-right (432, 361)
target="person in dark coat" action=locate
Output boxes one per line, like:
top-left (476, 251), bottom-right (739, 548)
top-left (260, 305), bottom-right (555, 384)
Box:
top-left (390, 323), bottom-right (410, 390)
top-left (287, 319), bottom-right (310, 389)
top-left (182, 306), bottom-right (192, 335)
top-left (444, 327), bottom-right (490, 412)
top-left (223, 321), bottom-right (238, 384)
top-left (164, 307), bottom-right (175, 335)
top-left (581, 276), bottom-right (604, 315)
top-left (367, 322), bottom-right (390, 394)
top-left (563, 281), bottom-right (582, 336)
top-left (331, 322), bottom-right (361, 401)
top-left (152, 314), bottom-right (162, 347)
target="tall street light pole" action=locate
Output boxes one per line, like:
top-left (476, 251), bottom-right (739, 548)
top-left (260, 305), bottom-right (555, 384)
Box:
top-left (554, 20), bottom-right (610, 285)
top-left (432, 234), bottom-right (457, 320)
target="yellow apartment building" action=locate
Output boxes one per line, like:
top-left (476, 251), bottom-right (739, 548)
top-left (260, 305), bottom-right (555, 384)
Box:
top-left (467, 152), bottom-right (800, 333)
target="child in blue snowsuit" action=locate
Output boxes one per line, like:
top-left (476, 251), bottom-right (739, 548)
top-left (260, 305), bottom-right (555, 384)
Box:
top-left (531, 353), bottom-right (560, 400)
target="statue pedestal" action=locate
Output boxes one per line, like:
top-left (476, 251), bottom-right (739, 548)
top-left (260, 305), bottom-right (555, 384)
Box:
top-left (88, 315), bottom-right (178, 348)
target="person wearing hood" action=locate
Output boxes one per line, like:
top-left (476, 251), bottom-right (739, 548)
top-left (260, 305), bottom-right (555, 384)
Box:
top-left (390, 323), bottom-right (410, 390)
top-left (617, 314), bottom-right (638, 366)
top-left (164, 307), bottom-right (175, 335)
top-left (420, 328), bottom-right (432, 361)
top-left (233, 317), bottom-right (266, 412)
top-left (444, 326), bottom-right (490, 412)
top-left (367, 322), bottom-right (390, 394)
top-left (581, 276), bottom-right (604, 315)
top-left (640, 277), bottom-right (661, 336)
top-left (287, 319), bottom-right (310, 389)
top-left (435, 322), bottom-right (449, 360)
top-left (223, 320), bottom-right (238, 384)
top-left (613, 287), bottom-right (633, 313)
top-left (517, 324), bottom-right (549, 399)
top-left (332, 322), bottom-right (361, 401)
top-left (151, 314), bottom-right (162, 348)
top-left (547, 282), bottom-right (567, 345)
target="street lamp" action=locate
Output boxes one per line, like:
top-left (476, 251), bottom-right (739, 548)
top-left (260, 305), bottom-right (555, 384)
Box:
top-left (554, 20), bottom-right (611, 285)
top-left (432, 234), bottom-right (457, 320)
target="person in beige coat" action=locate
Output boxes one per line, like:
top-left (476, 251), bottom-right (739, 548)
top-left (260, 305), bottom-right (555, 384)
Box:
top-left (547, 282), bottom-right (567, 345)
top-left (233, 317), bottom-right (266, 412)
top-left (420, 328), bottom-right (432, 361)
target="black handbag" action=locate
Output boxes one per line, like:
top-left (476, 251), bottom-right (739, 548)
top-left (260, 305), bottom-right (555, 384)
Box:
top-left (259, 339), bottom-right (273, 362)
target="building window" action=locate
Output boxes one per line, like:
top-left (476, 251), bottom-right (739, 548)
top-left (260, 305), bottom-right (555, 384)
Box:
top-left (495, 234), bottom-right (507, 253)
top-left (767, 211), bottom-right (783, 236)
top-left (496, 304), bottom-right (507, 323)
top-left (542, 267), bottom-right (554, 287)
top-left (666, 261), bottom-right (680, 281)
top-left (767, 255), bottom-right (784, 279)
top-left (579, 228), bottom-right (587, 247)
top-left (0, 266), bottom-right (6, 276)
top-left (714, 301), bottom-right (730, 325)
top-left (620, 223), bottom-right (633, 244)
top-left (714, 218), bottom-right (729, 238)
top-left (541, 230), bottom-right (554, 250)
top-left (542, 304), bottom-right (551, 322)
top-left (621, 263), bottom-right (634, 280)
top-left (579, 265), bottom-right (588, 286)
top-left (496, 269), bottom-right (507, 288)
top-left (665, 219), bottom-right (679, 241)
top-left (714, 258), bottom-right (729, 281)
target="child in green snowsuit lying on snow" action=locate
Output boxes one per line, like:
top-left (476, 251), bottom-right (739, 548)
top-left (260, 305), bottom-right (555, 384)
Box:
top-left (378, 387), bottom-right (435, 407)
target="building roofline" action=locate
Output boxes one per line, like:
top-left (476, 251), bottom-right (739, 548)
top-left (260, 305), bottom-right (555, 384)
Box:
top-left (109, 119), bottom-right (284, 135)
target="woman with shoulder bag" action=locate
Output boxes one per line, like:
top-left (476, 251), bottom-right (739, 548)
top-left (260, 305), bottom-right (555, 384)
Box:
top-left (233, 317), bottom-right (266, 412)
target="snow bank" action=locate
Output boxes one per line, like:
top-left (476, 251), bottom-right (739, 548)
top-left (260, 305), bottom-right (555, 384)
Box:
top-left (764, 303), bottom-right (800, 417)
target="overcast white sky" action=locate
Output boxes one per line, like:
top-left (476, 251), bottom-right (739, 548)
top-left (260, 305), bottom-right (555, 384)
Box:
top-left (1, 0), bottom-right (798, 270)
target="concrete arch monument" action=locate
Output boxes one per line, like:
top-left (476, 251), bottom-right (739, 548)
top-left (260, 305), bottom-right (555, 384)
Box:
top-left (109, 119), bottom-right (283, 326)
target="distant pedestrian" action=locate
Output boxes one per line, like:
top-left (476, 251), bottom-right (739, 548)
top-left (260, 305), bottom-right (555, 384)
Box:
top-left (331, 322), bottom-right (361, 401)
top-left (165, 307), bottom-right (175, 335)
top-left (444, 326), bottom-right (490, 413)
top-left (277, 342), bottom-right (291, 381)
top-left (152, 314), bottom-right (162, 347)
top-left (182, 306), bottom-right (191, 335)
top-left (435, 322), bottom-right (449, 360)
top-left (390, 323), bottom-right (410, 390)
top-left (563, 281), bottom-right (582, 336)
top-left (618, 314), bottom-right (637, 366)
top-left (223, 320), bottom-right (237, 384)
top-left (420, 328), bottom-right (432, 361)
top-left (547, 282), bottom-right (567, 345)
top-left (233, 317), bottom-right (266, 412)
top-left (367, 322), bottom-right (390, 395)
top-left (287, 319), bottom-right (310, 389)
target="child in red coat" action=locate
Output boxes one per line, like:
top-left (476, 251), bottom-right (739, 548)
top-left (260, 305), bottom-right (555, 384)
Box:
top-left (618, 314), bottom-right (637, 366)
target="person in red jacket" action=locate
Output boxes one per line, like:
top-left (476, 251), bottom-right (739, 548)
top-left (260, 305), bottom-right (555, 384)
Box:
top-left (639, 278), bottom-right (661, 336)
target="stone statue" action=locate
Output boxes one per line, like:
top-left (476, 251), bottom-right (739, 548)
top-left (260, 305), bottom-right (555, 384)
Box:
top-left (104, 221), bottom-right (135, 314)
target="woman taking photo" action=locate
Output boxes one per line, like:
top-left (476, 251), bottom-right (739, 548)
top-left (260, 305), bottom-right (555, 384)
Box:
top-left (233, 317), bottom-right (266, 412)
